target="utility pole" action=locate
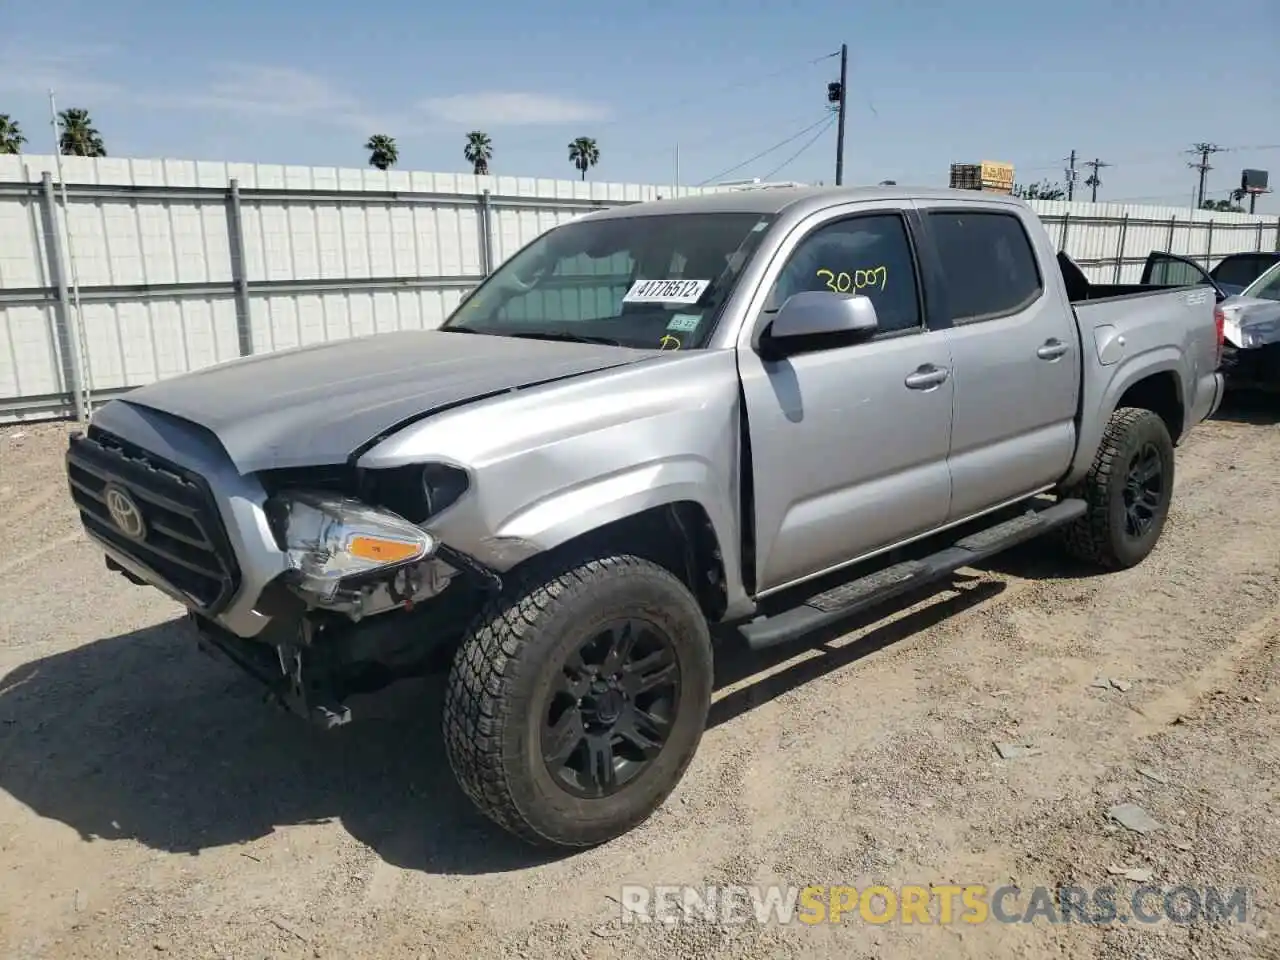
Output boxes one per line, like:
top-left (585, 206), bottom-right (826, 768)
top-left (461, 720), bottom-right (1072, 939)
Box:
top-left (1064, 150), bottom-right (1078, 201)
top-left (1083, 157), bottom-right (1110, 203)
top-left (828, 44), bottom-right (848, 186)
top-left (1187, 142), bottom-right (1225, 209)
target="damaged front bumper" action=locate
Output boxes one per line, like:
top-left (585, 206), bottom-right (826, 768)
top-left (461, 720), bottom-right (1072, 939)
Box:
top-left (190, 562), bottom-right (486, 729)
top-left (67, 412), bottom-right (499, 642)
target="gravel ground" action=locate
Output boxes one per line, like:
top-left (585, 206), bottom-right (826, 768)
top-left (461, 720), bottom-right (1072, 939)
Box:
top-left (1, 398), bottom-right (1278, 960)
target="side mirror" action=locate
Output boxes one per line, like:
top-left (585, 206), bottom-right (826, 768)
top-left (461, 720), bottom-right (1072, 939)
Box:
top-left (768, 291), bottom-right (879, 342)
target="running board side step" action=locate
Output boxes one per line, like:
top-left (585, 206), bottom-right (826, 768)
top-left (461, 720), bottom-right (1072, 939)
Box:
top-left (738, 498), bottom-right (1087, 651)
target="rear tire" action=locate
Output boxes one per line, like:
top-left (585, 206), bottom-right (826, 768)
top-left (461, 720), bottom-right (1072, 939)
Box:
top-left (1061, 406), bottom-right (1175, 569)
top-left (442, 551), bottom-right (713, 848)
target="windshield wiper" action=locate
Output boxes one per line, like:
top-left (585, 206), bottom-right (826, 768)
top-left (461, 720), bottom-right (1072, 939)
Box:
top-left (505, 330), bottom-right (622, 347)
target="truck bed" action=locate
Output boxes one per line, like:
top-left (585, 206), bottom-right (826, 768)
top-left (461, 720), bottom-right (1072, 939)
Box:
top-left (1059, 249), bottom-right (1222, 446)
top-left (1056, 251), bottom-right (1192, 304)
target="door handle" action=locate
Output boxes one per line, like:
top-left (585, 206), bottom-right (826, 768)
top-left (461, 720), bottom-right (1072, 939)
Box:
top-left (1037, 339), bottom-right (1069, 360)
top-left (904, 365), bottom-right (950, 390)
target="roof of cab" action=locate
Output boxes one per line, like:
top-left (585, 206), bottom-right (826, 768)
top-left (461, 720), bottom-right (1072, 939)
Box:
top-left (583, 185), bottom-right (1029, 221)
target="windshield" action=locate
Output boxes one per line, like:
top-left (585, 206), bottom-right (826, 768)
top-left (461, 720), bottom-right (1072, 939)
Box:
top-left (441, 212), bottom-right (776, 350)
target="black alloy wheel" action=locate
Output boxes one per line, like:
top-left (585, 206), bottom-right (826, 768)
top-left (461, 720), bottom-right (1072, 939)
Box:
top-left (1122, 441), bottom-right (1165, 540)
top-left (541, 618), bottom-right (681, 798)
top-left (443, 552), bottom-right (713, 848)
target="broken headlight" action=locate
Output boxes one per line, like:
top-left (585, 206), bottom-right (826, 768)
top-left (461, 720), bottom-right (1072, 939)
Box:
top-left (266, 491), bottom-right (437, 599)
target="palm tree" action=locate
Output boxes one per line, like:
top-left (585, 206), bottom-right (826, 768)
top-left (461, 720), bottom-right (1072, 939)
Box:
top-left (568, 136), bottom-right (599, 181)
top-left (1084, 172), bottom-right (1102, 202)
top-left (1012, 179), bottom-right (1065, 201)
top-left (57, 108), bottom-right (106, 157)
top-left (0, 115), bottom-right (25, 155)
top-left (365, 134), bottom-right (398, 171)
top-left (1202, 198), bottom-right (1245, 213)
top-left (464, 131), bottom-right (492, 175)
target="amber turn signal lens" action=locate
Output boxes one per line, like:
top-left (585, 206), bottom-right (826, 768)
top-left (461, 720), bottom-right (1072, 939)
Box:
top-left (346, 535), bottom-right (426, 564)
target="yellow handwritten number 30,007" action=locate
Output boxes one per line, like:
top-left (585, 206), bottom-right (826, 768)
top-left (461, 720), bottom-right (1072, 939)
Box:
top-left (816, 266), bottom-right (888, 293)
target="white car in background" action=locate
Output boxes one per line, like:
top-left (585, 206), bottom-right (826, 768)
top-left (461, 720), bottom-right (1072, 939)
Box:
top-left (1145, 251), bottom-right (1280, 391)
top-left (1220, 260), bottom-right (1280, 389)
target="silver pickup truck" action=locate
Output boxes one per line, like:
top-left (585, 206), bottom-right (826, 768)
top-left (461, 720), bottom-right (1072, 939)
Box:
top-left (66, 186), bottom-right (1225, 849)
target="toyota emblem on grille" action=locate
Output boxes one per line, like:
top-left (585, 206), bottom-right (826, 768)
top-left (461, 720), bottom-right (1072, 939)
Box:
top-left (104, 485), bottom-right (147, 540)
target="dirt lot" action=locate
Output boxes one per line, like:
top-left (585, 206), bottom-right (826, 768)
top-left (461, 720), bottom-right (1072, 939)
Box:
top-left (1, 400), bottom-right (1278, 960)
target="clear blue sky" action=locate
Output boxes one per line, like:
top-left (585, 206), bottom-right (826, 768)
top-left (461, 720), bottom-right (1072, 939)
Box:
top-left (3, 0), bottom-right (1278, 212)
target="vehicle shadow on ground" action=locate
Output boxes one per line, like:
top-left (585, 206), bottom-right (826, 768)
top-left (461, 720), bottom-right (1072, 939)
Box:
top-left (0, 577), bottom-right (1002, 876)
top-left (1212, 390), bottom-right (1280, 426)
top-left (708, 575), bottom-right (1005, 727)
top-left (0, 618), bottom-right (540, 876)
top-left (969, 538), bottom-right (1110, 582)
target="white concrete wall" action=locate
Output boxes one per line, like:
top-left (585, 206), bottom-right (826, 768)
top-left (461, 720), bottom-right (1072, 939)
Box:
top-left (1, 154), bottom-right (1277, 420)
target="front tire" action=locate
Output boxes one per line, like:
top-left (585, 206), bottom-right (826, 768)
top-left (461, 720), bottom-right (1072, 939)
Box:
top-left (1061, 406), bottom-right (1176, 569)
top-left (442, 552), bottom-right (713, 848)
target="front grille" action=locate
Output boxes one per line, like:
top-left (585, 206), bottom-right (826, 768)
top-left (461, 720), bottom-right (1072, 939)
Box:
top-left (66, 428), bottom-right (241, 613)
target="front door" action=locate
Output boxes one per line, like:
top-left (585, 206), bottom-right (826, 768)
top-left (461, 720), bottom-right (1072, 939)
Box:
top-left (737, 205), bottom-right (955, 594)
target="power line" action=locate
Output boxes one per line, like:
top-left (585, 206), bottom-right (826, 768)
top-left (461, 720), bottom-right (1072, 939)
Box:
top-left (695, 116), bottom-right (834, 185)
top-left (762, 117), bottom-right (837, 180)
top-left (1106, 186), bottom-right (1242, 205)
top-left (622, 51), bottom-right (839, 127)
top-left (482, 52), bottom-right (840, 156)
top-left (1016, 144), bottom-right (1280, 178)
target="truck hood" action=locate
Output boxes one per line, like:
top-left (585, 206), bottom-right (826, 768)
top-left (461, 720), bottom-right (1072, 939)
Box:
top-left (108, 330), bottom-right (655, 473)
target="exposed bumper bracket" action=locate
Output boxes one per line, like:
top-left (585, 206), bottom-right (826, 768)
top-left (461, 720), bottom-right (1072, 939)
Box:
top-left (191, 614), bottom-right (352, 729)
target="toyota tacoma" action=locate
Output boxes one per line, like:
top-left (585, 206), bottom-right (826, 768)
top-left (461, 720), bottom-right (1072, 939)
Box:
top-left (66, 186), bottom-right (1225, 848)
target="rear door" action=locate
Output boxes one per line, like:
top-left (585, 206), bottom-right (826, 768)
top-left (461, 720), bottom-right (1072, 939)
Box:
top-left (913, 202), bottom-right (1080, 521)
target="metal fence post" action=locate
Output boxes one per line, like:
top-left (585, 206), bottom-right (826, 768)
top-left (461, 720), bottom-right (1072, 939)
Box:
top-left (1113, 214), bottom-right (1129, 283)
top-left (1059, 213), bottom-right (1071, 253)
top-left (1204, 220), bottom-right (1214, 269)
top-left (39, 172), bottom-right (87, 422)
top-left (1166, 216), bottom-right (1177, 253)
top-left (1274, 217), bottom-right (1279, 251)
top-left (1257, 222), bottom-right (1265, 253)
top-left (225, 179), bottom-right (254, 356)
top-left (478, 189), bottom-right (494, 276)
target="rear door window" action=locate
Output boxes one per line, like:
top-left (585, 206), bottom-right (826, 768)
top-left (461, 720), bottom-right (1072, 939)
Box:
top-left (925, 211), bottom-right (1043, 323)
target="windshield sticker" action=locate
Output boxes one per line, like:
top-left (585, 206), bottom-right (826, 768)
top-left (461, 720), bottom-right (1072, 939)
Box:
top-left (659, 334), bottom-right (682, 351)
top-left (815, 267), bottom-right (888, 294)
top-left (623, 279), bottom-right (710, 304)
top-left (666, 313), bottom-right (702, 333)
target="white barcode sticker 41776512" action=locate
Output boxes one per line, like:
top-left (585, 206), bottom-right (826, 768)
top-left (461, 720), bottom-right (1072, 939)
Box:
top-left (622, 278), bottom-right (711, 305)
